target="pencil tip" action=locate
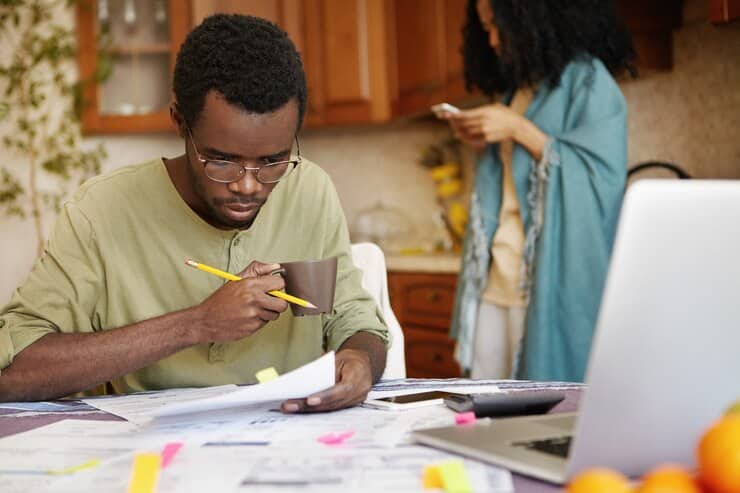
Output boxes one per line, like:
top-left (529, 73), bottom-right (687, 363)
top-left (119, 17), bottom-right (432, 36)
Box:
top-left (184, 258), bottom-right (195, 266)
top-left (306, 301), bottom-right (318, 309)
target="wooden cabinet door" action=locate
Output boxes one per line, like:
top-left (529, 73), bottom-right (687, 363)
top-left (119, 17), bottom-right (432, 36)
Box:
top-left (191, 0), bottom-right (304, 52)
top-left (388, 271), bottom-right (462, 378)
top-left (404, 327), bottom-right (461, 378)
top-left (443, 0), bottom-right (468, 102)
top-left (303, 0), bottom-right (391, 126)
top-left (709, 0), bottom-right (740, 23)
top-left (190, 1), bottom-right (314, 120)
top-left (390, 0), bottom-right (446, 115)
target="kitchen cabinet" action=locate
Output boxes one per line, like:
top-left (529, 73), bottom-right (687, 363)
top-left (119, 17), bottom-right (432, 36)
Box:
top-left (617, 0), bottom-right (682, 71)
top-left (388, 271), bottom-right (462, 378)
top-left (709, 0), bottom-right (740, 23)
top-left (76, 0), bottom-right (469, 133)
top-left (191, 0), bottom-right (469, 127)
top-left (76, 0), bottom-right (191, 133)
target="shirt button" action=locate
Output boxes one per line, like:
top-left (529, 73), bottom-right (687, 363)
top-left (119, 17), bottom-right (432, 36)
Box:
top-left (233, 238), bottom-right (240, 246)
top-left (0, 319), bottom-right (5, 328)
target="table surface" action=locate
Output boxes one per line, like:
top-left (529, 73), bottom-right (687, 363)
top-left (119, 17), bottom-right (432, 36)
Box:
top-left (0, 385), bottom-right (581, 492)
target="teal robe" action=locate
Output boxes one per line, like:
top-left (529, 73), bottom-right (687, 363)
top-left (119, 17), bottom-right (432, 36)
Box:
top-left (450, 57), bottom-right (627, 382)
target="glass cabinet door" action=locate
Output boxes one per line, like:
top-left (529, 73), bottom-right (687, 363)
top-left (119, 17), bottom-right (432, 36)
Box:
top-left (76, 0), bottom-right (190, 133)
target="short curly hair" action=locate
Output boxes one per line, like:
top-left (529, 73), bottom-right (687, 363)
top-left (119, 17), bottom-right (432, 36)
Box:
top-left (463, 0), bottom-right (636, 96)
top-left (173, 14), bottom-right (307, 129)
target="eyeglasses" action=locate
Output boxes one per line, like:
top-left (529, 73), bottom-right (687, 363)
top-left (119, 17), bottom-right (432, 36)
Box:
top-left (187, 128), bottom-right (301, 184)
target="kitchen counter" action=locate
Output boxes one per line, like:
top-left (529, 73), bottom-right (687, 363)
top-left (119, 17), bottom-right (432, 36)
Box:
top-left (384, 252), bottom-right (461, 274)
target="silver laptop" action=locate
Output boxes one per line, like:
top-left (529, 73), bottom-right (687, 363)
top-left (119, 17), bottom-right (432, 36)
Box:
top-left (413, 180), bottom-right (740, 484)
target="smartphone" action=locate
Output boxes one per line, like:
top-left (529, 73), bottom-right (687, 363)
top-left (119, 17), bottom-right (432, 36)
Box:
top-left (443, 391), bottom-right (565, 417)
top-left (363, 391), bottom-right (455, 410)
top-left (430, 102), bottom-right (461, 117)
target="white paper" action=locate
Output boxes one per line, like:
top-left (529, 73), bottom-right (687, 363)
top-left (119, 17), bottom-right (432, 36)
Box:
top-left (82, 352), bottom-right (336, 423)
top-left (11, 376), bottom-right (519, 493)
top-left (83, 384), bottom-right (238, 424)
top-left (156, 351), bottom-right (335, 418)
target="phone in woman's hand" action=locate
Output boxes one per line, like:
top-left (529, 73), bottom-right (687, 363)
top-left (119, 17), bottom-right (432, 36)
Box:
top-left (431, 102), bottom-right (461, 117)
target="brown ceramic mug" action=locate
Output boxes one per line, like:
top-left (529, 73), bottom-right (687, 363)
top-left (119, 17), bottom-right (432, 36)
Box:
top-left (277, 257), bottom-right (338, 316)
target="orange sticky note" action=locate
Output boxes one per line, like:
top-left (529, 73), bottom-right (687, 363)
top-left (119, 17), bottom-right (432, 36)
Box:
top-left (126, 453), bottom-right (161, 493)
top-left (422, 465), bottom-right (443, 489)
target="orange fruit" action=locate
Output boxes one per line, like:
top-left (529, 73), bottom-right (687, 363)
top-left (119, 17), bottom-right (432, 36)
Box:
top-left (566, 467), bottom-right (632, 493)
top-left (697, 414), bottom-right (740, 493)
top-left (635, 465), bottom-right (701, 493)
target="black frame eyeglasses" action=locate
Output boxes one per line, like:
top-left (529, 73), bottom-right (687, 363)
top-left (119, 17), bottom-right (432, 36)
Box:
top-left (187, 128), bottom-right (302, 184)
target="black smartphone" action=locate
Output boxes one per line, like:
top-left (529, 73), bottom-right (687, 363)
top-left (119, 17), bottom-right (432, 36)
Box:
top-left (443, 391), bottom-right (565, 417)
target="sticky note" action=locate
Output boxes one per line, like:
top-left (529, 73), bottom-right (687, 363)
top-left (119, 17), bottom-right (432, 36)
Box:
top-left (422, 465), bottom-right (443, 489)
top-left (126, 453), bottom-right (161, 493)
top-left (255, 367), bottom-right (279, 383)
top-left (160, 442), bottom-right (183, 469)
top-left (317, 430), bottom-right (354, 445)
top-left (48, 458), bottom-right (100, 475)
top-left (455, 411), bottom-right (476, 425)
top-left (438, 460), bottom-right (473, 493)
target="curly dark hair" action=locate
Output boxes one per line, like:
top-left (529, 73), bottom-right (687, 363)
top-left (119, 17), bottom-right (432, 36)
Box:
top-left (463, 0), bottom-right (637, 96)
top-left (173, 14), bottom-right (307, 129)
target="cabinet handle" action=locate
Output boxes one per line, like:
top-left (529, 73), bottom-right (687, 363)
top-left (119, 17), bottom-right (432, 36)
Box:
top-left (433, 352), bottom-right (443, 363)
top-left (427, 292), bottom-right (441, 302)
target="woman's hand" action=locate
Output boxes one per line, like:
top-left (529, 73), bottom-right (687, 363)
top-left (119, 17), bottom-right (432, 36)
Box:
top-left (440, 103), bottom-right (547, 160)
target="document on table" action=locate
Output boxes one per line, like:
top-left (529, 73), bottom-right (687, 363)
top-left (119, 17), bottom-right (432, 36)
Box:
top-left (82, 352), bottom-right (336, 423)
top-left (366, 377), bottom-right (503, 401)
top-left (0, 420), bottom-right (150, 493)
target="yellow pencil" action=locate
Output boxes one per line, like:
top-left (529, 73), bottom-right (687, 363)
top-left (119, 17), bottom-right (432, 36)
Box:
top-left (185, 259), bottom-right (317, 309)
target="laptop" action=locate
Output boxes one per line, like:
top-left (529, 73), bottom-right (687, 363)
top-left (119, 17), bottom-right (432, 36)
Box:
top-left (413, 180), bottom-right (740, 484)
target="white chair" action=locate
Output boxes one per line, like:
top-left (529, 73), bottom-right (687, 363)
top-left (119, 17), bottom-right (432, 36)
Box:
top-left (350, 242), bottom-right (406, 379)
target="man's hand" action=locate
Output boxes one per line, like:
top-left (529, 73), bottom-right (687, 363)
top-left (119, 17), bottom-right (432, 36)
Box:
top-left (192, 261), bottom-right (289, 343)
top-left (280, 348), bottom-right (373, 413)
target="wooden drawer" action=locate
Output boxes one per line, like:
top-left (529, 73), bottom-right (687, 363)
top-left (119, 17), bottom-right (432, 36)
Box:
top-left (388, 272), bottom-right (457, 331)
top-left (404, 327), bottom-right (461, 378)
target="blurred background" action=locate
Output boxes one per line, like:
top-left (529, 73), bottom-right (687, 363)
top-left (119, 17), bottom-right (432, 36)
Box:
top-left (1, 0), bottom-right (738, 377)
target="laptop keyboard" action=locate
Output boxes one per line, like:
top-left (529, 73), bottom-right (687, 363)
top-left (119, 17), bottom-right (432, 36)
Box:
top-left (512, 436), bottom-right (572, 458)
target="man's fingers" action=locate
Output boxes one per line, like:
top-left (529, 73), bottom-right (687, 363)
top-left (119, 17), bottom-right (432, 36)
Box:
top-left (238, 261), bottom-right (282, 278)
top-left (260, 294), bottom-right (289, 313)
top-left (280, 382), bottom-right (355, 413)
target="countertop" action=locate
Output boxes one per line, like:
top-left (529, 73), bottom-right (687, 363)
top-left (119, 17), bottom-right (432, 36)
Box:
top-left (384, 252), bottom-right (461, 273)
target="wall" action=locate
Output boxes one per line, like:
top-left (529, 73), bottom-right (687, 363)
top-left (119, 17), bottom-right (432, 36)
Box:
top-left (1, 0), bottom-right (739, 304)
top-left (621, 0), bottom-right (740, 178)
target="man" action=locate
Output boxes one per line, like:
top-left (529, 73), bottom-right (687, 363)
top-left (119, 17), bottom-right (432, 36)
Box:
top-left (0, 14), bottom-right (388, 413)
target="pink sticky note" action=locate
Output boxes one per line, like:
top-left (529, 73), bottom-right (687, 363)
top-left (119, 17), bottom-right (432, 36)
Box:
top-left (455, 412), bottom-right (476, 425)
top-left (160, 442), bottom-right (183, 469)
top-left (317, 431), bottom-right (355, 445)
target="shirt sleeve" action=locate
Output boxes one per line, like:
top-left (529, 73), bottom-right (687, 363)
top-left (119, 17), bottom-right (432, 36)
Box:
top-left (314, 177), bottom-right (390, 352)
top-left (0, 201), bottom-right (104, 370)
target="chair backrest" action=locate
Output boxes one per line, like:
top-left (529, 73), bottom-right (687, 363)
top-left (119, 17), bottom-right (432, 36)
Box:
top-left (350, 242), bottom-right (406, 379)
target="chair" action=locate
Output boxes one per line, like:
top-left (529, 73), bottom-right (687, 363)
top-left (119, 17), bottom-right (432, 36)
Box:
top-left (350, 242), bottom-right (406, 379)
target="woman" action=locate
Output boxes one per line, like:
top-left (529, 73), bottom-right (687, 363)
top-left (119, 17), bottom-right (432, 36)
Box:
top-left (442, 0), bottom-right (636, 381)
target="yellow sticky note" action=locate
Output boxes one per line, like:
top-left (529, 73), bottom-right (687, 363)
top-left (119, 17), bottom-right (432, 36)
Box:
top-left (126, 453), bottom-right (161, 493)
top-left (256, 367), bottom-right (279, 383)
top-left (422, 465), bottom-right (444, 489)
top-left (48, 458), bottom-right (100, 475)
top-left (438, 460), bottom-right (473, 493)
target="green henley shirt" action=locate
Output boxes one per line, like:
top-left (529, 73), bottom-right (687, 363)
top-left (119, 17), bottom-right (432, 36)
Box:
top-left (0, 158), bottom-right (388, 393)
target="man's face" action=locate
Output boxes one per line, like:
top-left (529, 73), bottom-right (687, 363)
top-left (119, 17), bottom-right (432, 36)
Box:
top-left (184, 92), bottom-right (299, 230)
